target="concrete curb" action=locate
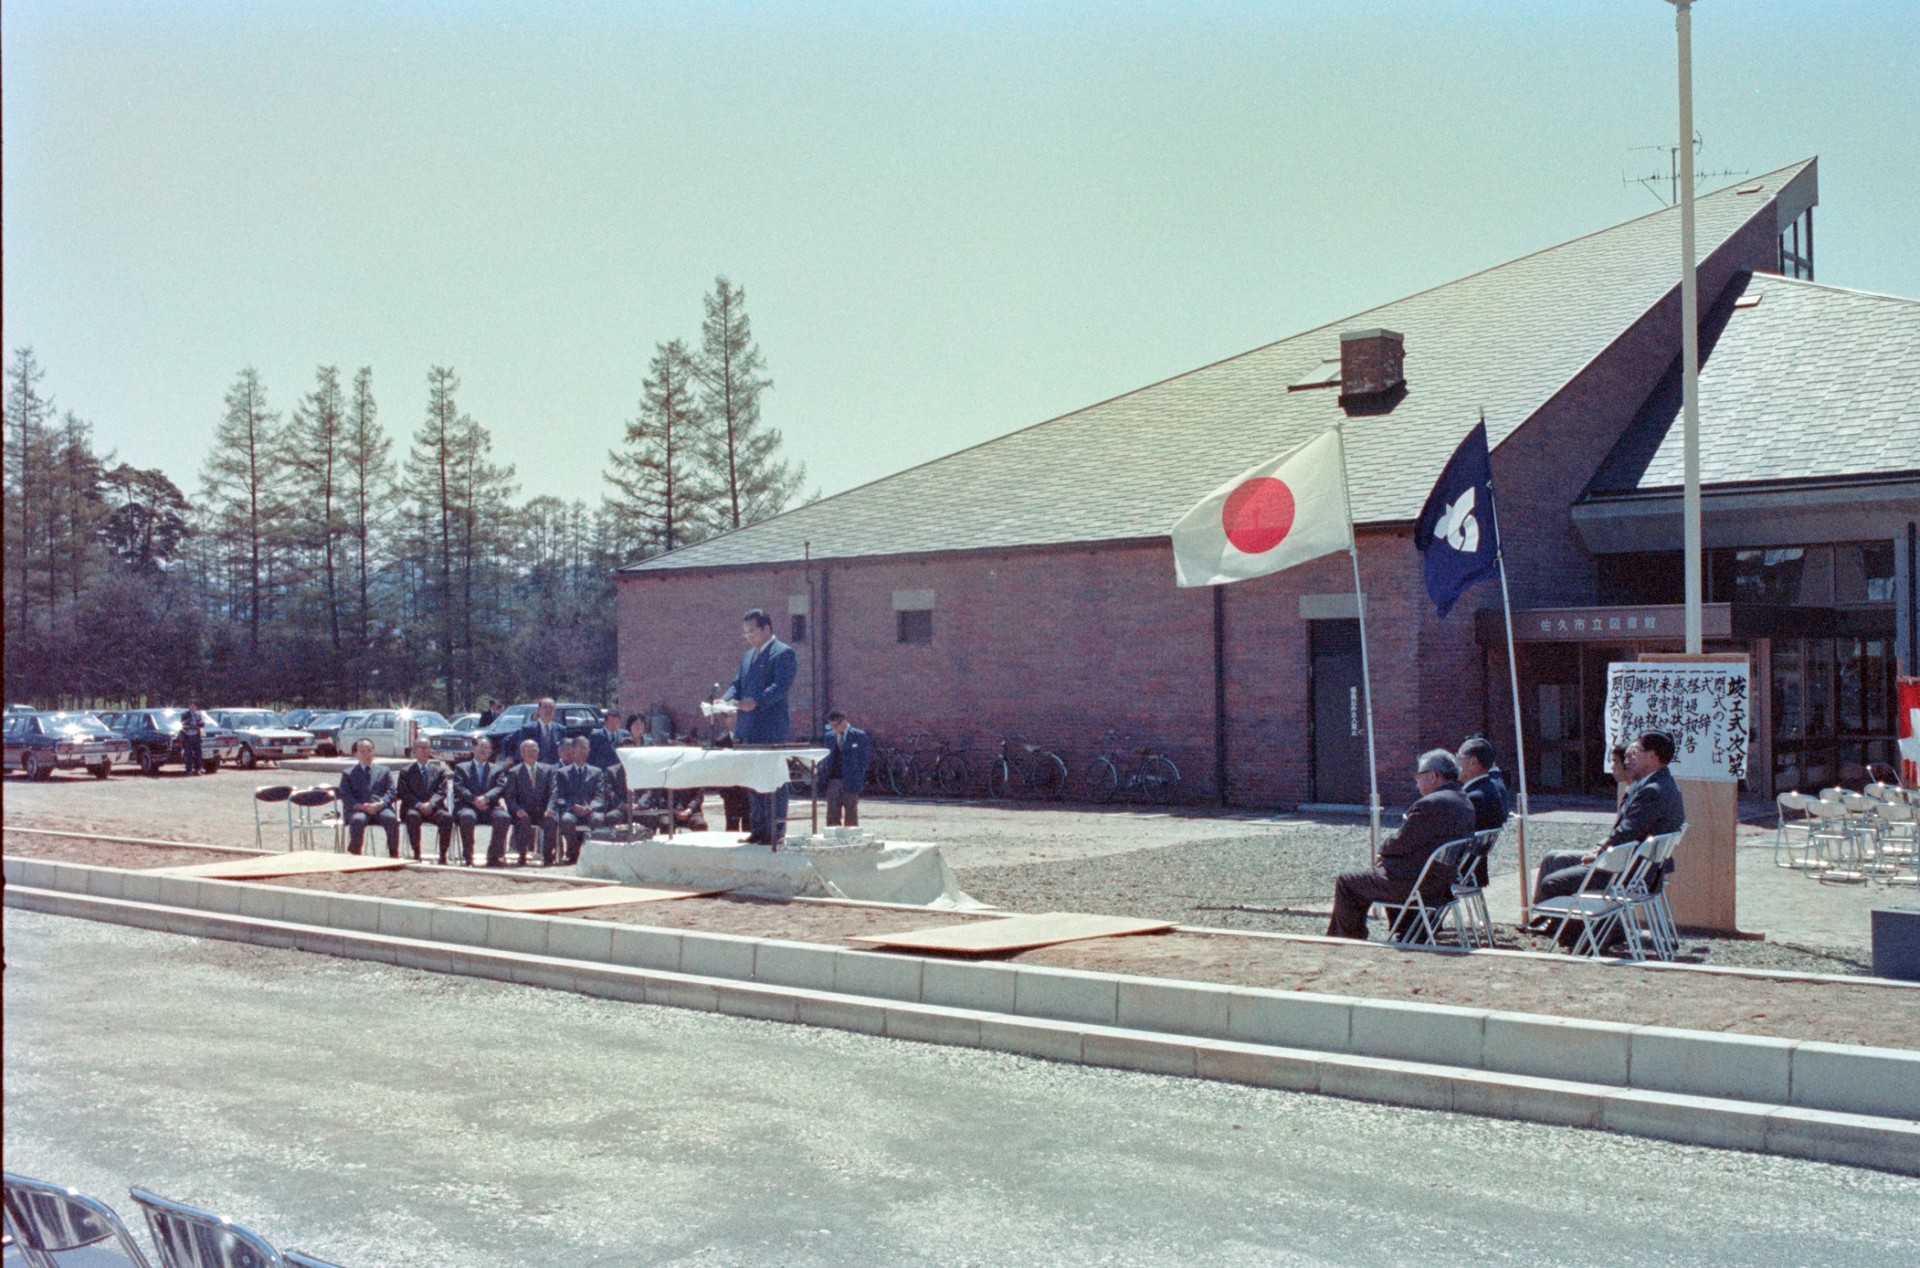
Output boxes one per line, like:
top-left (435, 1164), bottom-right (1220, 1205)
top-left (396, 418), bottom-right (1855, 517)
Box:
top-left (7, 882), bottom-right (1916, 1176)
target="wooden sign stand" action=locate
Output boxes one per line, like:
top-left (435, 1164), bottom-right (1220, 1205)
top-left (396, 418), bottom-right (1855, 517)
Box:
top-left (1637, 653), bottom-right (1753, 936)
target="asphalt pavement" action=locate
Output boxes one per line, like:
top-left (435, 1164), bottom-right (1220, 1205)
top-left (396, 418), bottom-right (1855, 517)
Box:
top-left (6, 908), bottom-right (1917, 1267)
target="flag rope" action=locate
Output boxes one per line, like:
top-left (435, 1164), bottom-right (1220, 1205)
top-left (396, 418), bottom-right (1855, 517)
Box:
top-left (1335, 423), bottom-right (1383, 854)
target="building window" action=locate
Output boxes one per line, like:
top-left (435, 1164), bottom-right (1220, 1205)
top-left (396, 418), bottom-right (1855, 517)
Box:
top-left (790, 614), bottom-right (807, 644)
top-left (897, 609), bottom-right (933, 644)
top-left (1779, 206), bottom-right (1814, 280)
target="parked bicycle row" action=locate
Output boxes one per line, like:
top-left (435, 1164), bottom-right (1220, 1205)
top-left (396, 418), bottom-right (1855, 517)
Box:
top-left (853, 728), bottom-right (1184, 805)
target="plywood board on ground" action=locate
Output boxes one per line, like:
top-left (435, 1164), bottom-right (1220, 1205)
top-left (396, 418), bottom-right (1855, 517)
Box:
top-left (150, 852), bottom-right (408, 879)
top-left (437, 885), bottom-right (722, 913)
top-left (851, 911), bottom-right (1174, 954)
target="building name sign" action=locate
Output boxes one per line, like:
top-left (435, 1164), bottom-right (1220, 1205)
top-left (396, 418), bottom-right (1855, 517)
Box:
top-left (1604, 661), bottom-right (1751, 782)
top-left (1507, 604), bottom-right (1732, 644)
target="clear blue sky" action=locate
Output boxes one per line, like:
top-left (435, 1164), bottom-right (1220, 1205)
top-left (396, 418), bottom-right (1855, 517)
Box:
top-left (5, 1), bottom-right (1916, 505)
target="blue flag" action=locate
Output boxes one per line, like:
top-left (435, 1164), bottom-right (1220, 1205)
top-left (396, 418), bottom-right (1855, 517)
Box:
top-left (1414, 419), bottom-right (1501, 618)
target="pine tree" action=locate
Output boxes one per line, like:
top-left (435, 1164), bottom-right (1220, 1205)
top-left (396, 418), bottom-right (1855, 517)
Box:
top-left (200, 367), bottom-right (285, 653)
top-left (287, 365), bottom-right (348, 653)
top-left (101, 464), bottom-right (194, 574)
top-left (605, 339), bottom-right (711, 560)
top-left (342, 366), bottom-right (394, 652)
top-left (696, 277), bottom-right (802, 529)
top-left (47, 411), bottom-right (110, 615)
top-left (406, 366), bottom-right (463, 707)
top-left (5, 347), bottom-right (57, 636)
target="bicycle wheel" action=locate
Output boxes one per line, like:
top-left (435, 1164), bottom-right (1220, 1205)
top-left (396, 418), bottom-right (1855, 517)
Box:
top-left (936, 754), bottom-right (969, 796)
top-left (885, 752), bottom-right (911, 796)
top-left (1032, 752), bottom-right (1068, 799)
top-left (1142, 755), bottom-right (1182, 805)
top-left (988, 757), bottom-right (1012, 799)
top-left (1087, 757), bottom-right (1120, 804)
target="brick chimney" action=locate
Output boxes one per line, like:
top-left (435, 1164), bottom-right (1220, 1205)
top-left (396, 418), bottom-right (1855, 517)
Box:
top-left (1338, 328), bottom-right (1405, 400)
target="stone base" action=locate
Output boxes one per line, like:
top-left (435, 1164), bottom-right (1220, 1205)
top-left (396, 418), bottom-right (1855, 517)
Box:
top-left (576, 830), bottom-right (983, 908)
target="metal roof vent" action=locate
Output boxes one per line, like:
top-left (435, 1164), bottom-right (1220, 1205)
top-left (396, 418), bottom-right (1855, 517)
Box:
top-left (1338, 328), bottom-right (1405, 404)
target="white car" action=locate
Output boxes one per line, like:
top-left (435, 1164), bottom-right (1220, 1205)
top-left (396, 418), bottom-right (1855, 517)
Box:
top-left (336, 708), bottom-right (469, 760)
top-left (209, 709), bottom-right (317, 769)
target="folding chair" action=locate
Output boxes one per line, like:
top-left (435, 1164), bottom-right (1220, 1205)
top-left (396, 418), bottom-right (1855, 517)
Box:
top-left (1872, 802), bottom-right (1918, 887)
top-left (251, 786), bottom-right (294, 851)
top-left (1381, 837), bottom-right (1475, 950)
top-left (1531, 840), bottom-right (1650, 959)
top-left (281, 1253), bottom-right (344, 1268)
top-left (1447, 829), bottom-right (1501, 948)
top-left (3, 1171), bottom-right (155, 1268)
top-left (128, 1188), bottom-right (289, 1268)
top-left (1773, 791), bottom-right (1816, 869)
top-left (286, 787), bottom-right (342, 853)
top-left (1809, 798), bottom-right (1867, 884)
top-left (1620, 827), bottom-right (1686, 961)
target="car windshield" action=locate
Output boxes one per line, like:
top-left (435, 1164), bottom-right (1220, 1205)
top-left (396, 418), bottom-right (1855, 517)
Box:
top-left (405, 711), bottom-right (452, 728)
top-left (221, 711), bottom-right (280, 728)
top-left (43, 713), bottom-right (114, 737)
top-left (309, 713), bottom-right (345, 728)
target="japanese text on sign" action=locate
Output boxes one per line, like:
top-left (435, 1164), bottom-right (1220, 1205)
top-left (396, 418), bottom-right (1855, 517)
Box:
top-left (1603, 661), bottom-right (1750, 781)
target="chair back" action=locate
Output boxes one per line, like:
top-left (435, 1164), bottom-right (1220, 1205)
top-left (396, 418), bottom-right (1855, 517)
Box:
top-left (1454, 830), bottom-right (1500, 887)
top-left (288, 787), bottom-right (335, 809)
top-left (1809, 799), bottom-right (1849, 823)
top-left (1412, 837), bottom-right (1473, 895)
top-left (2, 1172), bottom-right (154, 1267)
top-left (1818, 786), bottom-right (1846, 804)
top-left (127, 1190), bottom-right (284, 1268)
top-left (252, 786), bottom-right (294, 804)
top-left (1776, 790), bottom-right (1813, 818)
top-left (1865, 782), bottom-right (1903, 803)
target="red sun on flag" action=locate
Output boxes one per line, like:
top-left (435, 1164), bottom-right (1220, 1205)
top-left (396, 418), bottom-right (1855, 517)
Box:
top-left (1221, 477), bottom-right (1296, 554)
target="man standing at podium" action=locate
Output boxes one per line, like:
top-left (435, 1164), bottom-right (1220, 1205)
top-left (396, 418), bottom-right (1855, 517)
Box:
top-left (723, 607), bottom-right (797, 845)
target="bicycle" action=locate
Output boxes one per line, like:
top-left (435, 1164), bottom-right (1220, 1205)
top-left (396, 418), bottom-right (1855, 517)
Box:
top-left (988, 734), bottom-right (1069, 800)
top-left (887, 731), bottom-right (971, 797)
top-left (1085, 729), bottom-right (1182, 805)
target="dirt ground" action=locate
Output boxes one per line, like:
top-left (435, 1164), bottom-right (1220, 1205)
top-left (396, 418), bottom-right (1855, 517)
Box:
top-left (10, 829), bottom-right (1918, 1051)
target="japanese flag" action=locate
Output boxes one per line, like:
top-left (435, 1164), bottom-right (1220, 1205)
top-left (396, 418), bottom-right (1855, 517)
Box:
top-left (1171, 428), bottom-right (1353, 587)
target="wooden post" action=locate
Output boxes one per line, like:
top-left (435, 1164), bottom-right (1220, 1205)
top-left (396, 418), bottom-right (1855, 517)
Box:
top-left (1638, 652), bottom-right (1752, 935)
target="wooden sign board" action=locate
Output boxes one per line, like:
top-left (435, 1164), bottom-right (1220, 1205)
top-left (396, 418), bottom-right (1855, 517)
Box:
top-left (1634, 653), bottom-right (1750, 935)
top-left (852, 912), bottom-right (1174, 955)
top-left (151, 853), bottom-right (407, 880)
top-left (437, 885), bottom-right (721, 913)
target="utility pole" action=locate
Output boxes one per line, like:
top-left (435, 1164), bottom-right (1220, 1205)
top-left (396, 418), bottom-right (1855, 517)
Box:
top-left (1669, 0), bottom-right (1705, 654)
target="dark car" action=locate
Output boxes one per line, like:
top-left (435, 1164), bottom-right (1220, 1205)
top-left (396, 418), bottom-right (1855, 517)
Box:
top-left (303, 711), bottom-right (362, 757)
top-left (478, 702), bottom-right (605, 760)
top-left (3, 711), bottom-right (131, 779)
top-left (107, 708), bottom-right (243, 775)
top-left (283, 708), bottom-right (332, 729)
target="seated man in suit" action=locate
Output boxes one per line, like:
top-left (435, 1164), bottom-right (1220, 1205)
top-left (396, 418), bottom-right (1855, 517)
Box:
top-left (448, 735), bottom-right (509, 866)
top-left (586, 710), bottom-right (631, 771)
top-left (514, 697), bottom-right (566, 766)
top-left (1532, 729), bottom-right (1686, 915)
top-left (338, 739), bottom-right (401, 857)
top-left (396, 736), bottom-right (455, 862)
top-left (1327, 750), bottom-right (1476, 940)
top-left (817, 709), bottom-right (872, 828)
top-left (1456, 735), bottom-right (1510, 886)
top-left (550, 737), bottom-right (601, 865)
top-left (722, 608), bottom-right (798, 844)
top-left (504, 738), bottom-right (559, 865)
top-left (591, 755), bottom-right (633, 833)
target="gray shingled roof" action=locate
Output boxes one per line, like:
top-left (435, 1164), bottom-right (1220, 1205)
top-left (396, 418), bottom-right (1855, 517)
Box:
top-left (1586, 272), bottom-right (1920, 494)
top-left (628, 161), bottom-right (1816, 572)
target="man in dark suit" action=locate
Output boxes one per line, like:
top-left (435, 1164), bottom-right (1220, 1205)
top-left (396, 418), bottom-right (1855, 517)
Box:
top-left (448, 735), bottom-right (509, 866)
top-left (514, 698), bottom-right (566, 766)
top-left (1327, 750), bottom-right (1476, 940)
top-left (587, 711), bottom-right (631, 771)
top-left (396, 737), bottom-right (454, 862)
top-left (551, 737), bottom-right (601, 865)
top-left (504, 738), bottom-right (560, 865)
top-left (1532, 729), bottom-right (1686, 909)
top-left (180, 701), bottom-right (207, 776)
top-left (817, 709), bottom-right (872, 828)
top-left (1457, 735), bottom-right (1510, 887)
top-left (339, 738), bottom-right (401, 856)
top-left (722, 608), bottom-right (798, 845)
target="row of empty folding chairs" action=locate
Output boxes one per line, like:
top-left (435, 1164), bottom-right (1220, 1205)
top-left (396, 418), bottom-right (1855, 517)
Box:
top-left (1530, 827), bottom-right (1686, 961)
top-left (251, 785), bottom-right (345, 853)
top-left (3, 1171), bottom-right (341, 1268)
top-left (1775, 783), bottom-right (1919, 886)
top-left (1381, 828), bottom-right (1503, 951)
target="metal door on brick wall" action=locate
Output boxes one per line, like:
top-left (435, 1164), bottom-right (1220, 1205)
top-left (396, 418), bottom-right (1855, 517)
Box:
top-left (1309, 620), bottom-right (1368, 805)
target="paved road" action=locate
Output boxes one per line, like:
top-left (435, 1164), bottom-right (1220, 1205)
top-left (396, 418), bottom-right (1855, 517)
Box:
top-left (6, 910), bottom-right (1916, 1267)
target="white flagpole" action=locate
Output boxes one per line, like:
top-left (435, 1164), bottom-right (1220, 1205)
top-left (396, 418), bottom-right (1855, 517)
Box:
top-left (1335, 422), bottom-right (1382, 853)
top-left (1483, 412), bottom-right (1533, 921)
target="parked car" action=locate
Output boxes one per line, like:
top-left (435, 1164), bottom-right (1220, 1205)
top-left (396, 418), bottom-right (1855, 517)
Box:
top-left (208, 709), bottom-right (317, 769)
top-left (449, 712), bottom-right (482, 732)
top-left (478, 702), bottom-right (605, 760)
top-left (304, 711), bottom-right (361, 756)
top-left (107, 708), bottom-right (243, 775)
top-left (3, 711), bottom-right (131, 779)
top-left (282, 708), bottom-right (331, 729)
top-left (337, 707), bottom-right (473, 761)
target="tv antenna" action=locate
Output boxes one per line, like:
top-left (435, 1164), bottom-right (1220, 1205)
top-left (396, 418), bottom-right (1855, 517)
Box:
top-left (1623, 134), bottom-right (1746, 207)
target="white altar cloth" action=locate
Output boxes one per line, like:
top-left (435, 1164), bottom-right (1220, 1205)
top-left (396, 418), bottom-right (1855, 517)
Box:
top-left (577, 829), bottom-right (983, 908)
top-left (617, 745), bottom-right (831, 793)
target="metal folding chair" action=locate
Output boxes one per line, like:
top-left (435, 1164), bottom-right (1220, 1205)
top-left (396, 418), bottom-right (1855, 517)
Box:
top-left (3, 1171), bottom-right (155, 1268)
top-left (1773, 790), bottom-right (1816, 869)
top-left (1531, 841), bottom-right (1650, 959)
top-left (251, 786), bottom-right (294, 851)
top-left (1447, 829), bottom-right (1501, 948)
top-left (1809, 798), bottom-right (1868, 884)
top-left (1872, 801), bottom-right (1918, 887)
top-left (286, 787), bottom-right (342, 853)
top-left (1620, 827), bottom-right (1686, 961)
top-left (1381, 837), bottom-right (1475, 949)
top-left (128, 1188), bottom-right (288, 1268)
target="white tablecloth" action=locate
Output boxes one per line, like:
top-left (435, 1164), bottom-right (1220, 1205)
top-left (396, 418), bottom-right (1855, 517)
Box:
top-left (616, 745), bottom-right (830, 794)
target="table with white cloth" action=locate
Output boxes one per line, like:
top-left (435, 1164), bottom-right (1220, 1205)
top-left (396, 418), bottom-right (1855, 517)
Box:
top-left (616, 745), bottom-right (832, 837)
